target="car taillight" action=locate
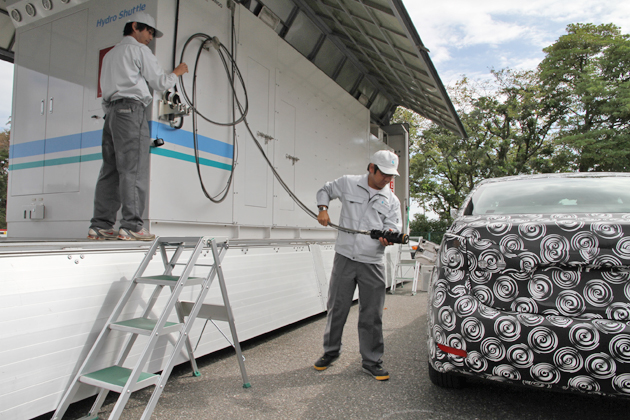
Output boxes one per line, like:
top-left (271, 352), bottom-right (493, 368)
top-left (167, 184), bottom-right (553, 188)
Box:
top-left (437, 343), bottom-right (467, 358)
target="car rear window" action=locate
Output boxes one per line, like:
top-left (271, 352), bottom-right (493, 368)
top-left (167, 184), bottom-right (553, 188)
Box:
top-left (468, 177), bottom-right (630, 215)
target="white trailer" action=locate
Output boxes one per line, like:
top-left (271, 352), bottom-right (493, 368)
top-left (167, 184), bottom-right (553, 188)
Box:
top-left (0, 0), bottom-right (464, 418)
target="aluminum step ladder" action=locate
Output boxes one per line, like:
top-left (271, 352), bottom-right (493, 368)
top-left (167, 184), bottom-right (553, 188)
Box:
top-left (390, 242), bottom-right (416, 293)
top-left (52, 237), bottom-right (250, 420)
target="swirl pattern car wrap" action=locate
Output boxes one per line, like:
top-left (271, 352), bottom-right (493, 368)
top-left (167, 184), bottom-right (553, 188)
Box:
top-left (428, 213), bottom-right (630, 398)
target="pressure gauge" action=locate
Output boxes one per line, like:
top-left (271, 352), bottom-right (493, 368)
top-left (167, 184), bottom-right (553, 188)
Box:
top-left (25, 3), bottom-right (36, 17)
top-left (10, 9), bottom-right (22, 22)
top-left (42, 0), bottom-right (52, 11)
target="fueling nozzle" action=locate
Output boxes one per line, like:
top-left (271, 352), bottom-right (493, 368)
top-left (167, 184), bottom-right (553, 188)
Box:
top-left (370, 230), bottom-right (409, 244)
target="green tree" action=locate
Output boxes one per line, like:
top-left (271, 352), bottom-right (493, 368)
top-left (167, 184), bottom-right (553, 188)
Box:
top-left (408, 213), bottom-right (451, 244)
top-left (539, 23), bottom-right (630, 171)
top-left (0, 129), bottom-right (9, 229)
top-left (405, 71), bottom-right (570, 219)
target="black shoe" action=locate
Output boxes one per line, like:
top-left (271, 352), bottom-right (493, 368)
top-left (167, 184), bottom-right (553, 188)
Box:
top-left (362, 364), bottom-right (390, 381)
top-left (314, 354), bottom-right (338, 371)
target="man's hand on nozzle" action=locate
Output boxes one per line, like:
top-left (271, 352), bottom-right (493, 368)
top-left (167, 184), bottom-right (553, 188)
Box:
top-left (379, 229), bottom-right (393, 247)
top-left (173, 62), bottom-right (189, 77)
top-left (317, 209), bottom-right (330, 227)
top-left (370, 229), bottom-right (407, 245)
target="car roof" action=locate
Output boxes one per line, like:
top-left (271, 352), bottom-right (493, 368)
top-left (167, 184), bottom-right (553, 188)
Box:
top-left (476, 172), bottom-right (630, 187)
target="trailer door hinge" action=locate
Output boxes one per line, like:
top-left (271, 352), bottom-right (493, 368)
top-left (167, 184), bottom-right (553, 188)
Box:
top-left (257, 131), bottom-right (275, 144)
top-left (286, 154), bottom-right (299, 165)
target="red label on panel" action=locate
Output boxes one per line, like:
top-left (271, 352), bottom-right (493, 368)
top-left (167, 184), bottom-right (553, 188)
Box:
top-left (390, 179), bottom-right (395, 192)
top-left (97, 46), bottom-right (114, 98)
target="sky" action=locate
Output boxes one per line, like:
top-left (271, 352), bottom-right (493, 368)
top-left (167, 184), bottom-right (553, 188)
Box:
top-left (406, 0), bottom-right (630, 86)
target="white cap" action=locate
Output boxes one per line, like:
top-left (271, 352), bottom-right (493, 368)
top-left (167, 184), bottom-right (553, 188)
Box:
top-left (370, 150), bottom-right (399, 176)
top-left (129, 11), bottom-right (163, 38)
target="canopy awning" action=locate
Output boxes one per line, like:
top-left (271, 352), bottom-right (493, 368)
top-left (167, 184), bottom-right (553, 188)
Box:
top-left (242, 0), bottom-right (465, 136)
top-left (0, 8), bottom-right (15, 63)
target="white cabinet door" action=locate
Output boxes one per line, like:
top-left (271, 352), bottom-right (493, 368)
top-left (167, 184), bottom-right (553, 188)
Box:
top-left (11, 24), bottom-right (51, 195)
top-left (273, 98), bottom-right (297, 224)
top-left (44, 9), bottom-right (88, 194)
top-left (11, 10), bottom-right (88, 196)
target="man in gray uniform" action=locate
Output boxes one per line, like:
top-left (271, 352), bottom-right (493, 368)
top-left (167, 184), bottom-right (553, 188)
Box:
top-left (314, 150), bottom-right (402, 380)
top-left (88, 12), bottom-right (188, 241)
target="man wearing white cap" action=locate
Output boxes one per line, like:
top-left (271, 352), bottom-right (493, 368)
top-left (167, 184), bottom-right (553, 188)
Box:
top-left (313, 150), bottom-right (402, 380)
top-left (88, 12), bottom-right (188, 241)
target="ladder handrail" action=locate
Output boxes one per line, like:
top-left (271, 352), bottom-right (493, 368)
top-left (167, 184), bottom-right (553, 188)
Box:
top-left (140, 240), bottom-right (231, 419)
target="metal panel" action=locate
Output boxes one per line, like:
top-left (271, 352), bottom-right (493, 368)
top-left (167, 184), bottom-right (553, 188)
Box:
top-left (10, 22), bottom-right (50, 196)
top-left (335, 58), bottom-right (360, 92)
top-left (274, 98), bottom-right (296, 214)
top-left (312, 37), bottom-right (344, 77)
top-left (261, 0), bottom-right (296, 22)
top-left (382, 123), bottom-right (409, 231)
top-left (276, 36), bottom-right (371, 230)
top-left (233, 8), bottom-right (277, 230)
top-left (244, 57), bottom-right (271, 209)
top-left (283, 10), bottom-right (321, 57)
top-left (43, 9), bottom-right (88, 194)
top-left (149, 0), bottom-right (235, 225)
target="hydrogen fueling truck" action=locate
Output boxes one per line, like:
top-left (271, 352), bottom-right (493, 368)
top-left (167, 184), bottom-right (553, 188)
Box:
top-left (0, 0), bottom-right (464, 418)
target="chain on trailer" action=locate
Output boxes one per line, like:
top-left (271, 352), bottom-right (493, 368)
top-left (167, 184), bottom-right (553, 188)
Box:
top-left (172, 7), bottom-right (408, 244)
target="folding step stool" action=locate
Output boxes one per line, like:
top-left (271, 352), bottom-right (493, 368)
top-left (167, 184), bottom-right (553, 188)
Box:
top-left (390, 242), bottom-right (416, 293)
top-left (52, 237), bottom-right (249, 420)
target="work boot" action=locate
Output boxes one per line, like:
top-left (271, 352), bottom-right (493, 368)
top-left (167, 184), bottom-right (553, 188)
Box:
top-left (313, 353), bottom-right (339, 371)
top-left (362, 364), bottom-right (390, 381)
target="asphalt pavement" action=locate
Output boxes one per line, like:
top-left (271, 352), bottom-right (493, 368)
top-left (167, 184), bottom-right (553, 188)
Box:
top-left (43, 287), bottom-right (630, 420)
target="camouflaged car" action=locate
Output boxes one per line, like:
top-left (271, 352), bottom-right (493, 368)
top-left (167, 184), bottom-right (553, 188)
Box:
top-left (428, 173), bottom-right (630, 397)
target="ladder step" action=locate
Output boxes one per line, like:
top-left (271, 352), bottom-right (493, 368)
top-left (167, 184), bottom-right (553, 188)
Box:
top-left (136, 274), bottom-right (205, 286)
top-left (79, 366), bottom-right (159, 393)
top-left (110, 318), bottom-right (182, 335)
top-left (158, 237), bottom-right (206, 245)
top-left (180, 301), bottom-right (229, 322)
top-left (172, 262), bottom-right (215, 267)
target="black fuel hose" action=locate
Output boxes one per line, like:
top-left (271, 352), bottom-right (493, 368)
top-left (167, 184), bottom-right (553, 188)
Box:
top-left (177, 30), bottom-right (405, 241)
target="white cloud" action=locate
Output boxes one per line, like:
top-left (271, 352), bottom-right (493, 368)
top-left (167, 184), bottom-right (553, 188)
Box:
top-left (405, 0), bottom-right (630, 74)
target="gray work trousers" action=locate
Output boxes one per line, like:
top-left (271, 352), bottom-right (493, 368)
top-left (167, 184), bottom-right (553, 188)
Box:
top-left (90, 99), bottom-right (150, 232)
top-left (323, 253), bottom-right (387, 367)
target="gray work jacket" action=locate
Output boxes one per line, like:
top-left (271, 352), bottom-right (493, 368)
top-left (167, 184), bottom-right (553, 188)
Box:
top-left (101, 36), bottom-right (178, 112)
top-left (316, 173), bottom-right (402, 264)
